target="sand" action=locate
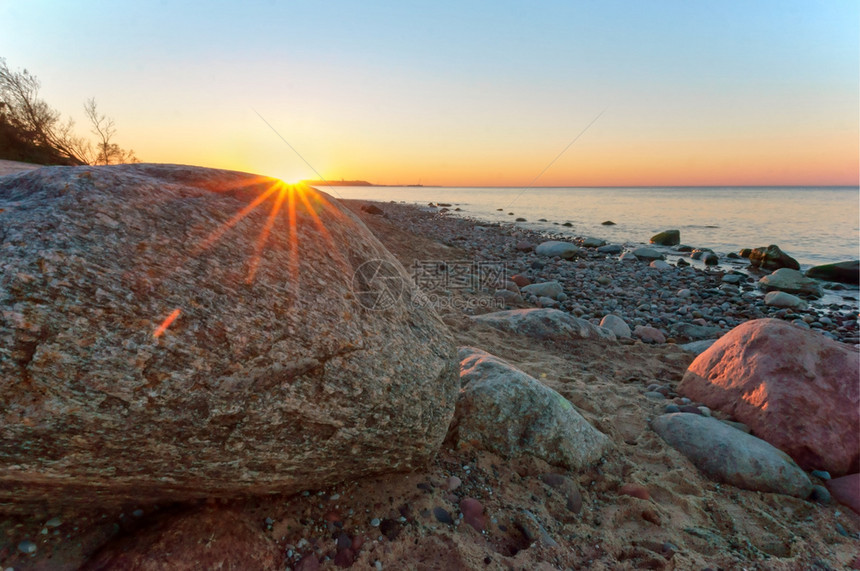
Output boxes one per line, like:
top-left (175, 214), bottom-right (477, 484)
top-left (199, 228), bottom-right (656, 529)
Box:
top-left (0, 197), bottom-right (857, 570)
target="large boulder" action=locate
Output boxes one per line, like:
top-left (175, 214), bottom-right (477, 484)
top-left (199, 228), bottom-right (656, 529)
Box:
top-left (677, 319), bottom-right (859, 476)
top-left (534, 241), bottom-right (582, 259)
top-left (451, 348), bottom-right (610, 470)
top-left (0, 164), bottom-right (458, 509)
top-left (470, 308), bottom-right (615, 341)
top-left (650, 229), bottom-right (680, 246)
top-left (805, 260), bottom-right (859, 285)
top-left (758, 268), bottom-right (823, 298)
top-left (747, 244), bottom-right (800, 271)
top-left (652, 413), bottom-right (812, 497)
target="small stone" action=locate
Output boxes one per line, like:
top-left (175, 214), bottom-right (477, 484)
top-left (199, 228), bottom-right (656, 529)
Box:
top-left (665, 404), bottom-right (681, 413)
top-left (370, 518), bottom-right (381, 527)
top-left (809, 485), bottom-right (831, 504)
top-left (17, 539), bottom-right (37, 554)
top-left (433, 507), bottom-right (454, 525)
top-left (644, 391), bottom-right (666, 400)
top-left (811, 470), bottom-right (831, 480)
top-left (447, 475), bottom-right (462, 491)
top-left (45, 517), bottom-right (63, 527)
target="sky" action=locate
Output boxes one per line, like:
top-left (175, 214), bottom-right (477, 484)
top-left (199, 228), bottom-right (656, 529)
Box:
top-left (1, 1), bottom-right (858, 186)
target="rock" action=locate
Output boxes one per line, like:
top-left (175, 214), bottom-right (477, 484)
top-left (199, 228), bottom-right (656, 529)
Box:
top-left (825, 474), bottom-right (860, 514)
top-left (599, 315), bottom-right (631, 338)
top-left (510, 274), bottom-right (531, 287)
top-left (809, 485), bottom-right (831, 504)
top-left (432, 506), bottom-right (454, 525)
top-left (535, 241), bottom-right (583, 259)
top-left (678, 319), bottom-right (859, 476)
top-left (633, 325), bottom-right (666, 344)
top-left (632, 247), bottom-right (665, 261)
top-left (459, 498), bottom-right (487, 531)
top-left (748, 245), bottom-right (800, 271)
top-left (649, 260), bottom-right (672, 270)
top-left (619, 483), bottom-right (650, 500)
top-left (759, 268), bottom-right (823, 298)
top-left (360, 203), bottom-right (384, 215)
top-left (0, 165), bottom-right (458, 509)
top-left (581, 237), bottom-right (606, 248)
top-left (650, 230), bottom-right (680, 246)
top-left (471, 308), bottom-right (616, 341)
top-left (80, 507), bottom-right (281, 570)
top-left (721, 274), bottom-right (743, 284)
top-left (601, 220), bottom-right (616, 225)
top-left (596, 244), bottom-right (622, 254)
top-left (805, 260), bottom-right (859, 284)
top-left (680, 339), bottom-right (717, 355)
top-left (676, 258), bottom-right (690, 267)
top-left (515, 241), bottom-right (534, 252)
top-left (452, 347), bottom-right (610, 470)
top-left (764, 290), bottom-right (808, 309)
top-left (494, 289), bottom-right (523, 305)
top-left (739, 248), bottom-right (752, 258)
top-left (515, 217), bottom-right (527, 222)
top-left (17, 539), bottom-right (37, 554)
top-left (652, 413), bottom-right (812, 497)
top-left (539, 473), bottom-right (582, 513)
top-left (537, 296), bottom-right (560, 308)
top-left (702, 252), bottom-right (719, 265)
top-left (521, 281), bottom-right (564, 300)
top-left (671, 323), bottom-right (722, 341)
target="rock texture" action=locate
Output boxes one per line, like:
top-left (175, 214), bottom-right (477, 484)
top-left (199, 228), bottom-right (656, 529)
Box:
top-left (805, 260), bottom-right (859, 285)
top-left (0, 164), bottom-right (458, 509)
top-left (470, 308), bottom-right (616, 341)
top-left (825, 474), bottom-right (860, 515)
top-left (451, 348), bottom-right (610, 470)
top-left (747, 244), bottom-right (800, 271)
top-left (678, 319), bottom-right (859, 476)
top-left (652, 413), bottom-right (812, 497)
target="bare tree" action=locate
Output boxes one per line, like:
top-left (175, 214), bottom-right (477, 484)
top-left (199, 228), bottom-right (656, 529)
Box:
top-left (0, 58), bottom-right (90, 164)
top-left (83, 98), bottom-right (136, 165)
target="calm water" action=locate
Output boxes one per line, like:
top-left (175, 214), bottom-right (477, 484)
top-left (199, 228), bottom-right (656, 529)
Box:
top-left (323, 186), bottom-right (859, 268)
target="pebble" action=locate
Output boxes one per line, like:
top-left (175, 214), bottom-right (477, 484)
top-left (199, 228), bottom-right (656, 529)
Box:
top-left (370, 518), bottom-right (380, 527)
top-left (809, 485), bottom-right (831, 504)
top-left (45, 517), bottom-right (62, 527)
top-left (432, 507), bottom-right (454, 525)
top-left (447, 475), bottom-right (462, 491)
top-left (17, 539), bottom-right (37, 554)
top-left (665, 404), bottom-right (681, 413)
top-left (811, 470), bottom-right (831, 480)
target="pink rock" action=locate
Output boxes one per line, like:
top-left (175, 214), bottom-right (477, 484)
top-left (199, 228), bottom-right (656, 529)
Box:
top-left (678, 319), bottom-right (859, 476)
top-left (633, 325), bottom-right (666, 344)
top-left (619, 483), bottom-right (650, 500)
top-left (515, 241), bottom-right (534, 252)
top-left (825, 474), bottom-right (860, 515)
top-left (459, 498), bottom-right (487, 532)
top-left (511, 274), bottom-right (531, 287)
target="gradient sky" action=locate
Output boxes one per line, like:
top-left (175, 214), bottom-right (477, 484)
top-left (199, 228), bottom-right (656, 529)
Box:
top-left (2, 1), bottom-right (858, 186)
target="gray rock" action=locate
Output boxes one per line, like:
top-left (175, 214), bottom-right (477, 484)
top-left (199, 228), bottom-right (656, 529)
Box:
top-left (0, 164), bottom-right (458, 509)
top-left (672, 323), bottom-right (722, 340)
top-left (650, 230), bottom-right (680, 246)
top-left (721, 274), bottom-right (743, 284)
top-left (599, 314), bottom-right (631, 338)
top-left (581, 237), bottom-right (606, 248)
top-left (632, 247), bottom-right (665, 261)
top-left (805, 260), bottom-right (859, 285)
top-left (494, 289), bottom-right (523, 305)
top-left (649, 260), bottom-right (672, 270)
top-left (471, 308), bottom-right (616, 341)
top-left (596, 244), bottom-right (623, 254)
top-left (453, 348), bottom-right (610, 470)
top-left (535, 241), bottom-right (583, 259)
top-left (748, 244), bottom-right (800, 271)
top-left (521, 281), bottom-right (564, 300)
top-left (759, 268), bottom-right (823, 298)
top-left (652, 413), bottom-right (812, 497)
top-left (764, 290), bottom-right (808, 309)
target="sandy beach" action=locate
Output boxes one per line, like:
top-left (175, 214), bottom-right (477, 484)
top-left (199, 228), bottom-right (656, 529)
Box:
top-left (2, 178), bottom-right (857, 570)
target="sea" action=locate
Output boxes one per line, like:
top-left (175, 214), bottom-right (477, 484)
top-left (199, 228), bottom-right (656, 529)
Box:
top-left (322, 186), bottom-right (859, 269)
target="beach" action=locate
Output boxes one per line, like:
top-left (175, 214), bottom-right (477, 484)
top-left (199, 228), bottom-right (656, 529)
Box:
top-left (2, 175), bottom-right (857, 570)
